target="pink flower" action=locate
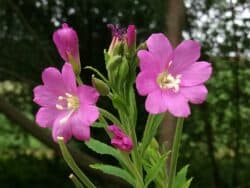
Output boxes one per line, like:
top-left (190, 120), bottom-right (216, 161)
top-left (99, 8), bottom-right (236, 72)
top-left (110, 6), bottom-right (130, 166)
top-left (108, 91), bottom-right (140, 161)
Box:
top-left (107, 24), bottom-right (136, 52)
top-left (53, 23), bottom-right (80, 63)
top-left (107, 24), bottom-right (126, 40)
top-left (136, 33), bottom-right (212, 117)
top-left (108, 125), bottom-right (133, 152)
top-left (126, 25), bottom-right (136, 48)
top-left (33, 63), bottom-right (99, 142)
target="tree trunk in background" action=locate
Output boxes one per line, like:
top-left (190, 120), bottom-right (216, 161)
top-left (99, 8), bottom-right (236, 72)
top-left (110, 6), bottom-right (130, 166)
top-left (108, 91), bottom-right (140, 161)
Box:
top-left (159, 0), bottom-right (185, 162)
top-left (230, 2), bottom-right (241, 187)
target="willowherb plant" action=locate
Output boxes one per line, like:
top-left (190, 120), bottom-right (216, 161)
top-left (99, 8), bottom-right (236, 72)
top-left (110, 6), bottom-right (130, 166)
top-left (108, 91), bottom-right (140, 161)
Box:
top-left (33, 23), bottom-right (212, 188)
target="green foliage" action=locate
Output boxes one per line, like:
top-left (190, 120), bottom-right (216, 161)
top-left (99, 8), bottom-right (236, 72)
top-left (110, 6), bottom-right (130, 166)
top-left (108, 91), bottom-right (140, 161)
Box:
top-left (174, 165), bottom-right (193, 188)
top-left (85, 138), bottom-right (123, 163)
top-left (90, 164), bottom-right (134, 186)
top-left (143, 139), bottom-right (169, 187)
top-left (144, 153), bottom-right (168, 187)
top-left (0, 0), bottom-right (250, 187)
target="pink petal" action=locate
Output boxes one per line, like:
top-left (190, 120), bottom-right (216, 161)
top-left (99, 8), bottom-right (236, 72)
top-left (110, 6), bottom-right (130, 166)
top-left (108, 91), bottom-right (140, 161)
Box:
top-left (126, 25), bottom-right (136, 48)
top-left (111, 138), bottom-right (123, 148)
top-left (108, 125), bottom-right (123, 135)
top-left (136, 71), bottom-right (158, 96)
top-left (53, 23), bottom-right (79, 61)
top-left (169, 40), bottom-right (201, 75)
top-left (72, 123), bottom-right (91, 141)
top-left (145, 90), bottom-right (168, 114)
top-left (180, 85), bottom-right (208, 104)
top-left (42, 67), bottom-right (64, 94)
top-left (146, 33), bottom-right (173, 65)
top-left (35, 107), bottom-right (59, 128)
top-left (77, 85), bottom-right (100, 105)
top-left (77, 105), bottom-right (99, 126)
top-left (52, 113), bottom-right (72, 142)
top-left (165, 91), bottom-right (191, 117)
top-left (62, 63), bottom-right (77, 93)
top-left (33, 85), bottom-right (58, 107)
top-left (180, 61), bottom-right (212, 86)
top-left (108, 125), bottom-right (126, 138)
top-left (137, 50), bottom-right (162, 72)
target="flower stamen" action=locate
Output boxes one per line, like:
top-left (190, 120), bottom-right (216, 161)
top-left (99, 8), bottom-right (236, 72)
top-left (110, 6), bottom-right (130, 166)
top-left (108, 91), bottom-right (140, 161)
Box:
top-left (56, 104), bottom-right (64, 110)
top-left (56, 93), bottom-right (80, 111)
top-left (156, 72), bottom-right (181, 92)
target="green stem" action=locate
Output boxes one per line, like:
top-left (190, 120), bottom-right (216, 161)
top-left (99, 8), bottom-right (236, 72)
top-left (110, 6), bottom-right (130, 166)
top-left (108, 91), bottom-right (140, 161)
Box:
top-left (141, 114), bottom-right (164, 155)
top-left (84, 66), bottom-right (108, 83)
top-left (69, 173), bottom-right (85, 188)
top-left (121, 152), bottom-right (145, 188)
top-left (76, 76), bottom-right (83, 85)
top-left (130, 124), bottom-right (142, 176)
top-left (168, 118), bottom-right (184, 188)
top-left (57, 137), bottom-right (96, 188)
top-left (98, 107), bottom-right (122, 126)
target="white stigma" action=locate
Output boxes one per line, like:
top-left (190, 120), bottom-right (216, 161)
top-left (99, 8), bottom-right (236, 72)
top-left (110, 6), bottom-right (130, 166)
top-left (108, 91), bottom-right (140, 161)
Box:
top-left (156, 72), bottom-right (181, 92)
top-left (59, 110), bottom-right (74, 125)
top-left (55, 93), bottom-right (80, 125)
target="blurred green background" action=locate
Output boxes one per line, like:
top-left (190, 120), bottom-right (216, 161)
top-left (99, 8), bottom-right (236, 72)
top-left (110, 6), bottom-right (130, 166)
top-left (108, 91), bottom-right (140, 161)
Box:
top-left (0, 0), bottom-right (250, 187)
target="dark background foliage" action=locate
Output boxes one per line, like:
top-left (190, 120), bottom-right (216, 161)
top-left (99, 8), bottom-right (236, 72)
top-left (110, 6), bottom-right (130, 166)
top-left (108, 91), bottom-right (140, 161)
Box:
top-left (0, 0), bottom-right (249, 187)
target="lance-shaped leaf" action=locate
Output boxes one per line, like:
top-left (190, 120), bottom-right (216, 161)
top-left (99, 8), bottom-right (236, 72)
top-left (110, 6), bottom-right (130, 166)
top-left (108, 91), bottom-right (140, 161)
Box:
top-left (144, 153), bottom-right (169, 186)
top-left (90, 164), bottom-right (134, 186)
top-left (85, 138), bottom-right (122, 162)
top-left (174, 165), bottom-right (193, 188)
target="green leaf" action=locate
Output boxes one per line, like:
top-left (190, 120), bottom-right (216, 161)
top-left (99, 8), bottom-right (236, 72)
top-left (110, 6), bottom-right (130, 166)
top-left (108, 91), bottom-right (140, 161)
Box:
top-left (92, 122), bottom-right (106, 128)
top-left (85, 138), bottom-right (122, 162)
top-left (90, 164), bottom-right (134, 186)
top-left (112, 94), bottom-right (129, 115)
top-left (84, 66), bottom-right (108, 83)
top-left (98, 108), bottom-right (122, 126)
top-left (183, 178), bottom-right (193, 188)
top-left (174, 165), bottom-right (193, 188)
top-left (144, 153), bottom-right (169, 186)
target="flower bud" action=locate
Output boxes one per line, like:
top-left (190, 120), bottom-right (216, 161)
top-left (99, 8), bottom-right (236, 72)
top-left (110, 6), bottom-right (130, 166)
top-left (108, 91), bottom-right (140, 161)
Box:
top-left (108, 125), bottom-right (133, 152)
top-left (106, 55), bottom-right (122, 72)
top-left (53, 23), bottom-right (81, 75)
top-left (107, 24), bottom-right (126, 56)
top-left (126, 25), bottom-right (136, 49)
top-left (91, 75), bottom-right (110, 96)
top-left (118, 58), bottom-right (129, 79)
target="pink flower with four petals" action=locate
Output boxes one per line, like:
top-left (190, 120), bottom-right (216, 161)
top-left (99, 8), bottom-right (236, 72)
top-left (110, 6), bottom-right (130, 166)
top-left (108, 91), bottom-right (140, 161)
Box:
top-left (33, 63), bottom-right (99, 142)
top-left (136, 33), bottom-right (212, 117)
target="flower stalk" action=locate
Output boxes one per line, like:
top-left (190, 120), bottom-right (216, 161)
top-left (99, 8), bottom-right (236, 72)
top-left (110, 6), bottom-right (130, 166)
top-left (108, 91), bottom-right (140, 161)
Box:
top-left (168, 118), bottom-right (184, 188)
top-left (57, 137), bottom-right (96, 188)
top-left (69, 173), bottom-right (84, 188)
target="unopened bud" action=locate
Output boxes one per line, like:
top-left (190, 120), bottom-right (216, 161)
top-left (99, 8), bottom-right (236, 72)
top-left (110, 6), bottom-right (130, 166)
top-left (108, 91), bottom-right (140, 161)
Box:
top-left (126, 25), bottom-right (136, 49)
top-left (112, 41), bottom-right (124, 55)
top-left (92, 75), bottom-right (109, 96)
top-left (106, 55), bottom-right (122, 72)
top-left (118, 58), bottom-right (129, 78)
top-left (53, 23), bottom-right (81, 75)
top-left (67, 52), bottom-right (81, 76)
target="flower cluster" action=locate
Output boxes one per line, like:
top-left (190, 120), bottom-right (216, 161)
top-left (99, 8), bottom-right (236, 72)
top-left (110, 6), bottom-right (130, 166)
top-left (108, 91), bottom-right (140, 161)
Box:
top-left (32, 22), bottom-right (212, 188)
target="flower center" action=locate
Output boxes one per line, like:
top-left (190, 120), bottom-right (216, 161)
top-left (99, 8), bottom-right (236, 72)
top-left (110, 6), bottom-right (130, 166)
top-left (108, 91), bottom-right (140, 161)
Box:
top-left (156, 72), bottom-right (181, 92)
top-left (56, 93), bottom-right (80, 111)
